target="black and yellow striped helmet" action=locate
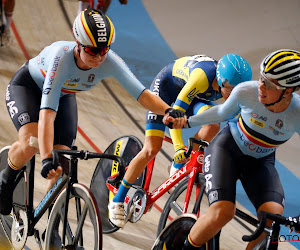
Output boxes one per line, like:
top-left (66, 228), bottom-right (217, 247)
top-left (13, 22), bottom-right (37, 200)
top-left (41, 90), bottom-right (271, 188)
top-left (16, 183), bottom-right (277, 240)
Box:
top-left (260, 49), bottom-right (300, 87)
top-left (73, 8), bottom-right (115, 48)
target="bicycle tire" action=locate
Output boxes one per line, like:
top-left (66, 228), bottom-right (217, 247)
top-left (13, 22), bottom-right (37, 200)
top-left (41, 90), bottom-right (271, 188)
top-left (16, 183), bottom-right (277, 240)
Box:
top-left (157, 177), bottom-right (218, 249)
top-left (90, 135), bottom-right (145, 234)
top-left (0, 146), bottom-right (29, 247)
top-left (44, 183), bottom-right (102, 250)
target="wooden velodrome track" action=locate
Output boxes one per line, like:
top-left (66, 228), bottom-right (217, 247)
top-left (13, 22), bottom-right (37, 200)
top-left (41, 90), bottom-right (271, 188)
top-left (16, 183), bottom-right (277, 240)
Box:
top-left (0, 0), bottom-right (299, 249)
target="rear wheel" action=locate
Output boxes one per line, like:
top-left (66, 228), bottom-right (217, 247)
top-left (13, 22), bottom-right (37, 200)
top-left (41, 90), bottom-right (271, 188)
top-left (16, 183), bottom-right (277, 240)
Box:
top-left (44, 183), bottom-right (102, 250)
top-left (157, 176), bottom-right (218, 249)
top-left (90, 135), bottom-right (145, 234)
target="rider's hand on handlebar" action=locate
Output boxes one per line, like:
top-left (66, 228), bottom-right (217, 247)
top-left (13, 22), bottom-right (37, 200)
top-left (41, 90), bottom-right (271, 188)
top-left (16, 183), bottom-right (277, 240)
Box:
top-left (287, 215), bottom-right (300, 233)
top-left (174, 148), bottom-right (189, 164)
top-left (41, 158), bottom-right (63, 179)
top-left (163, 108), bottom-right (187, 129)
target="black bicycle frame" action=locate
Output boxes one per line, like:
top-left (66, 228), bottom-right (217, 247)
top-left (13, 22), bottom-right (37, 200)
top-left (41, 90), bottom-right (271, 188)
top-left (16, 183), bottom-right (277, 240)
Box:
top-left (13, 155), bottom-right (69, 236)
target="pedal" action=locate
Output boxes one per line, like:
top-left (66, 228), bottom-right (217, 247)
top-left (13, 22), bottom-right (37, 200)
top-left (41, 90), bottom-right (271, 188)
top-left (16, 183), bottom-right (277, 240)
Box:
top-left (124, 203), bottom-right (136, 224)
top-left (124, 187), bottom-right (147, 223)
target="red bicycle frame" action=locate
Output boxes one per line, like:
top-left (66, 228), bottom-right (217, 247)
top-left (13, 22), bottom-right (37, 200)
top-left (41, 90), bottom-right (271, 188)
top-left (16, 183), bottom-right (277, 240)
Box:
top-left (106, 136), bottom-right (206, 216)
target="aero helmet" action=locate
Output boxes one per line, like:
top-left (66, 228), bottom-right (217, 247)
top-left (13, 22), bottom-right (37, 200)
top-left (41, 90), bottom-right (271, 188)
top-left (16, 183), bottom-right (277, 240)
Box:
top-left (73, 8), bottom-right (115, 48)
top-left (216, 54), bottom-right (252, 88)
top-left (260, 49), bottom-right (300, 88)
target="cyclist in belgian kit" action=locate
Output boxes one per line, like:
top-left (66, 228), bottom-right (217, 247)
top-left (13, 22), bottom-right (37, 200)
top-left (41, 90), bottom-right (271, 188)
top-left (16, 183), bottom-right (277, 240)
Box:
top-left (176, 50), bottom-right (300, 249)
top-left (108, 54), bottom-right (252, 228)
top-left (0, 8), bottom-right (185, 215)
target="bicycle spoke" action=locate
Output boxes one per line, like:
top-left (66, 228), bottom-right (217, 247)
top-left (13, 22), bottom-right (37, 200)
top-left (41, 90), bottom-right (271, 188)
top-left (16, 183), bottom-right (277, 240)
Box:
top-left (58, 206), bottom-right (74, 243)
top-left (170, 201), bottom-right (183, 216)
top-left (72, 202), bottom-right (89, 246)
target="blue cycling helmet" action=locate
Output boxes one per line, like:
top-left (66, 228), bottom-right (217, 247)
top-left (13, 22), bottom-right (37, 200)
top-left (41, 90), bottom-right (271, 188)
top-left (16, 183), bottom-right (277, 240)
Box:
top-left (216, 54), bottom-right (252, 87)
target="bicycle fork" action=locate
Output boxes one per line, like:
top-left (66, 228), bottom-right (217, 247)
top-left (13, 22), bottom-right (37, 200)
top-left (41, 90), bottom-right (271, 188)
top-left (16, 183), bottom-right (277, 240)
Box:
top-left (183, 148), bottom-right (205, 214)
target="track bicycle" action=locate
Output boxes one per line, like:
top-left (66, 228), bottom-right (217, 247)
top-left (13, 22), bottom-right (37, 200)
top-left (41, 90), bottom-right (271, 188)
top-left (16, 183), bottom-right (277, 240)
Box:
top-left (0, 145), bottom-right (125, 250)
top-left (90, 134), bottom-right (210, 234)
top-left (156, 156), bottom-right (300, 249)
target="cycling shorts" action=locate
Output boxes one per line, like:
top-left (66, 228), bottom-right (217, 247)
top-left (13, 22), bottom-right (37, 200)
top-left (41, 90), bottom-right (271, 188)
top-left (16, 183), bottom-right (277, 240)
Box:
top-left (145, 63), bottom-right (214, 138)
top-left (5, 61), bottom-right (78, 148)
top-left (203, 125), bottom-right (285, 210)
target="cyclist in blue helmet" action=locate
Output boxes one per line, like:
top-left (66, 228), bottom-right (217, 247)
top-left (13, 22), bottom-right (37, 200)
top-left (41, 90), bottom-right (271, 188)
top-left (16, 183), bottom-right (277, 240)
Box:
top-left (217, 53), bottom-right (252, 88)
top-left (108, 54), bottom-right (252, 228)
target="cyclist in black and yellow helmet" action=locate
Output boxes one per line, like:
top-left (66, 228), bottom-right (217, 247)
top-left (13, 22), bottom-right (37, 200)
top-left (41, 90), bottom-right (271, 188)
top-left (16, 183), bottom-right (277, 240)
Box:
top-left (168, 49), bottom-right (300, 249)
top-left (0, 8), bottom-right (185, 216)
top-left (259, 49), bottom-right (300, 106)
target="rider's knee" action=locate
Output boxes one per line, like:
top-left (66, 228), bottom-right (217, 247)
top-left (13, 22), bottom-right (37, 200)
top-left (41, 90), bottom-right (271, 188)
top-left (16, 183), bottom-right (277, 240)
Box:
top-left (19, 136), bottom-right (39, 156)
top-left (209, 201), bottom-right (235, 226)
top-left (142, 145), bottom-right (160, 159)
top-left (205, 123), bottom-right (220, 135)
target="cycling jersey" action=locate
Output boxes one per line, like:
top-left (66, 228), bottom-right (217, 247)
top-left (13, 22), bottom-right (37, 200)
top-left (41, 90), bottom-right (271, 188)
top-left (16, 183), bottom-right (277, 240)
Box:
top-left (188, 81), bottom-right (300, 158)
top-left (146, 55), bottom-right (222, 138)
top-left (28, 41), bottom-right (146, 112)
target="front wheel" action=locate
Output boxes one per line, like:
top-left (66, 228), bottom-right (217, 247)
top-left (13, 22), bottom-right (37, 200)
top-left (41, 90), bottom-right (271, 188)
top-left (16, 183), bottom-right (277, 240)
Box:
top-left (44, 183), bottom-right (102, 250)
top-left (157, 177), bottom-right (218, 249)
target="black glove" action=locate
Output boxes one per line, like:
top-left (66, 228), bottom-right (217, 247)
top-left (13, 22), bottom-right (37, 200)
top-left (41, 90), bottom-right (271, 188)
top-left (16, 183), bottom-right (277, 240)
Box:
top-left (165, 108), bottom-right (185, 129)
top-left (41, 158), bottom-right (57, 178)
top-left (165, 108), bottom-right (185, 118)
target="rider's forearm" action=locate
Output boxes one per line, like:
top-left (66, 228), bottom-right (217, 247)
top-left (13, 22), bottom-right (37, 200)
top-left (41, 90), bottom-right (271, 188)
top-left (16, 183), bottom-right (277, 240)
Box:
top-left (138, 89), bottom-right (170, 115)
top-left (38, 109), bottom-right (56, 159)
top-left (169, 128), bottom-right (185, 151)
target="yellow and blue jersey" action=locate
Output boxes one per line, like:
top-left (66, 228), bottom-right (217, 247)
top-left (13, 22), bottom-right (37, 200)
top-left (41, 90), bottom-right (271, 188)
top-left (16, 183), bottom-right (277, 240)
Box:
top-left (146, 55), bottom-right (222, 137)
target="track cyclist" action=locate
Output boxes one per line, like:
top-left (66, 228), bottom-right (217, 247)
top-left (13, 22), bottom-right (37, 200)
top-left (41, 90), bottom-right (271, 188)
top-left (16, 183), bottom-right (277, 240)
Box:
top-left (175, 49), bottom-right (300, 249)
top-left (0, 8), bottom-right (185, 216)
top-left (108, 54), bottom-right (252, 228)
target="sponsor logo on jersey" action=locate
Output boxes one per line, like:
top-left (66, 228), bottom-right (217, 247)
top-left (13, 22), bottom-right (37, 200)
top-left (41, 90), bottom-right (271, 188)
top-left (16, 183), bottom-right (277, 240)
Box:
top-left (88, 74), bottom-right (95, 82)
top-left (275, 119), bottom-right (283, 129)
top-left (239, 133), bottom-right (276, 153)
top-left (187, 88), bottom-right (201, 103)
top-left (64, 82), bottom-right (78, 87)
top-left (51, 56), bottom-right (60, 72)
top-left (269, 126), bottom-right (284, 136)
top-left (175, 69), bottom-right (188, 79)
top-left (18, 113), bottom-right (30, 126)
top-left (82, 83), bottom-right (96, 88)
top-left (208, 190), bottom-right (218, 204)
top-left (249, 117), bottom-right (265, 128)
top-left (43, 88), bottom-right (51, 95)
top-left (147, 79), bottom-right (160, 120)
top-left (251, 113), bottom-right (267, 121)
top-left (66, 78), bottom-right (80, 82)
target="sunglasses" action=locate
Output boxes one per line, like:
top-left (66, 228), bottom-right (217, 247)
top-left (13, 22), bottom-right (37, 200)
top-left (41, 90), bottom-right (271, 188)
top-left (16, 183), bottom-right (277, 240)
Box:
top-left (80, 43), bottom-right (110, 56)
top-left (259, 73), bottom-right (285, 90)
